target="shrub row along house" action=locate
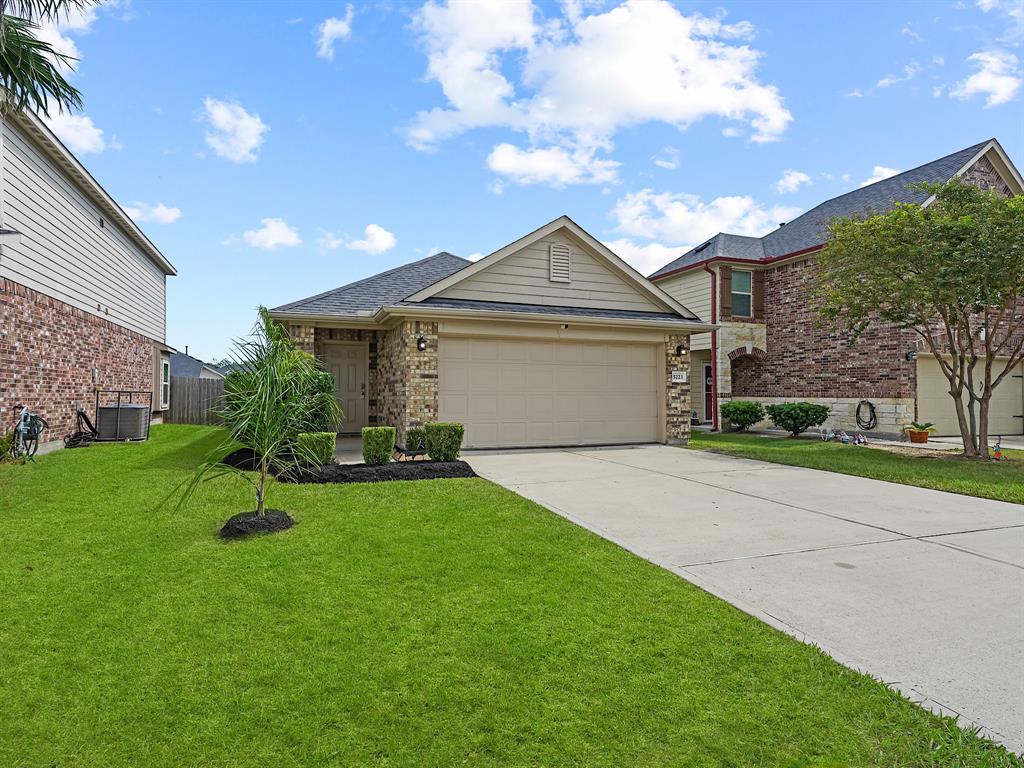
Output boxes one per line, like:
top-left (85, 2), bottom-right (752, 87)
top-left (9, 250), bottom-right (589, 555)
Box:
top-left (0, 111), bottom-right (176, 445)
top-left (271, 217), bottom-right (711, 450)
top-left (650, 138), bottom-right (1023, 437)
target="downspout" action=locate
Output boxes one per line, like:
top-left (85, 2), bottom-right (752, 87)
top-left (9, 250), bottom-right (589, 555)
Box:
top-left (703, 262), bottom-right (719, 431)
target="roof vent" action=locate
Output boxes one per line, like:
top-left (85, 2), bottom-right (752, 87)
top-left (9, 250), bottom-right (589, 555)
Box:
top-left (549, 243), bottom-right (571, 283)
top-left (779, 222), bottom-right (786, 227)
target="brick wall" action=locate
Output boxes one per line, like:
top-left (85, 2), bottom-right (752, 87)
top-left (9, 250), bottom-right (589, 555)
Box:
top-left (730, 258), bottom-right (917, 401)
top-left (376, 320), bottom-right (439, 447)
top-left (961, 154), bottom-right (1013, 196)
top-left (313, 327), bottom-right (381, 425)
top-left (0, 277), bottom-right (155, 441)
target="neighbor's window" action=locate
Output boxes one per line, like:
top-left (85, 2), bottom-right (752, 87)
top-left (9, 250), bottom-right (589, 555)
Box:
top-left (161, 359), bottom-right (170, 409)
top-left (731, 270), bottom-right (753, 317)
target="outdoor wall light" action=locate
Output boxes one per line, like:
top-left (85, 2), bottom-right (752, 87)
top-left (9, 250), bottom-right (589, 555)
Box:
top-left (676, 344), bottom-right (685, 356)
top-left (416, 336), bottom-right (427, 351)
top-left (905, 350), bottom-right (918, 362)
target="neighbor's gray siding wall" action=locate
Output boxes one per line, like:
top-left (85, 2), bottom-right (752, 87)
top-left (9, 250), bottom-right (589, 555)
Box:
top-left (657, 268), bottom-right (713, 350)
top-left (437, 231), bottom-right (663, 313)
top-left (0, 117), bottom-right (166, 342)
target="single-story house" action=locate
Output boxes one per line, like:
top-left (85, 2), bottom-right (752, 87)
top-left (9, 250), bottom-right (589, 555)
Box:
top-left (1, 109), bottom-right (176, 445)
top-left (170, 350), bottom-right (226, 380)
top-left (649, 138), bottom-right (1023, 437)
top-left (271, 216), bottom-right (712, 449)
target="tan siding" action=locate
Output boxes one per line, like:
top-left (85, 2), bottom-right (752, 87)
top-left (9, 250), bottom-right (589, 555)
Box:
top-left (658, 268), bottom-right (713, 350)
top-left (0, 119), bottom-right (166, 342)
top-left (438, 231), bottom-right (663, 312)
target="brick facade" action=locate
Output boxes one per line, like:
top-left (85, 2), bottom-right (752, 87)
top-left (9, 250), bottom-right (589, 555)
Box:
top-left (730, 258), bottom-right (918, 401)
top-left (0, 277), bottom-right (156, 442)
top-left (961, 154), bottom-right (1013, 196)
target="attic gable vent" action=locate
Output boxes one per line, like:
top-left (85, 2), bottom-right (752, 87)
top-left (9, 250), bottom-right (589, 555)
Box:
top-left (549, 243), bottom-right (571, 283)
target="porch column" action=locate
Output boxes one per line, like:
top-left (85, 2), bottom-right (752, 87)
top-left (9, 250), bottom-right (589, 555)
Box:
top-left (289, 323), bottom-right (315, 355)
top-left (665, 334), bottom-right (691, 444)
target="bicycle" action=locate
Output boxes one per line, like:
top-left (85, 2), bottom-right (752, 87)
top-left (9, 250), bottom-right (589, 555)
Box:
top-left (10, 405), bottom-right (48, 461)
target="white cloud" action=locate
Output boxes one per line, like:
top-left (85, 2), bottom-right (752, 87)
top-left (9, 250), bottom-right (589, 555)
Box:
top-left (859, 166), bottom-right (901, 187)
top-left (610, 188), bottom-right (801, 244)
top-left (316, 5), bottom-right (355, 61)
top-left (466, 252), bottom-right (485, 262)
top-left (407, 0), bottom-right (791, 186)
top-left (652, 146), bottom-right (680, 170)
top-left (346, 224), bottom-right (397, 254)
top-left (202, 98), bottom-right (269, 163)
top-left (603, 238), bottom-right (690, 277)
top-left (949, 51), bottom-right (1021, 107)
top-left (977, 0), bottom-right (1024, 40)
top-left (900, 23), bottom-right (924, 42)
top-left (932, 55), bottom-right (945, 66)
top-left (722, 126), bottom-right (742, 137)
top-left (775, 169), bottom-right (811, 194)
top-left (124, 202), bottom-right (182, 225)
top-left (486, 142), bottom-right (618, 186)
top-left (236, 218), bottom-right (301, 250)
top-left (845, 88), bottom-right (864, 98)
top-left (877, 62), bottom-right (921, 88)
top-left (42, 112), bottom-right (107, 154)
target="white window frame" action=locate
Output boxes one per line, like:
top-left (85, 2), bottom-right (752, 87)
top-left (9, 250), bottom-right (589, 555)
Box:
top-left (160, 358), bottom-right (170, 410)
top-left (731, 269), bottom-right (753, 318)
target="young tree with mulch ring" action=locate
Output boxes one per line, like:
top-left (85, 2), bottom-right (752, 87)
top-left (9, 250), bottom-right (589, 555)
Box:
top-left (817, 180), bottom-right (1024, 460)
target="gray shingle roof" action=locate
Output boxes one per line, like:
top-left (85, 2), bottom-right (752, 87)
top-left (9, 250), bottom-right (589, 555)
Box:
top-left (398, 297), bottom-right (698, 323)
top-left (649, 139), bottom-right (992, 278)
top-left (170, 352), bottom-right (220, 378)
top-left (272, 252), bottom-right (470, 316)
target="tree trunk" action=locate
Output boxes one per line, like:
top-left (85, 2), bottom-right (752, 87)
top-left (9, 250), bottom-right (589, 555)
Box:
top-left (256, 469), bottom-right (266, 516)
top-left (952, 388), bottom-right (981, 458)
top-left (978, 396), bottom-right (991, 461)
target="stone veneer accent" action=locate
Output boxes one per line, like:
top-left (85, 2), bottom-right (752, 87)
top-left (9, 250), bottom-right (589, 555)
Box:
top-left (961, 154), bottom-right (1013, 196)
top-left (1, 277), bottom-right (156, 441)
top-left (665, 333), bottom-right (691, 443)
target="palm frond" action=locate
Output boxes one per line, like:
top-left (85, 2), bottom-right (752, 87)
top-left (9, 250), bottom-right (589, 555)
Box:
top-left (0, 12), bottom-right (81, 116)
top-left (1, 1), bottom-right (89, 23)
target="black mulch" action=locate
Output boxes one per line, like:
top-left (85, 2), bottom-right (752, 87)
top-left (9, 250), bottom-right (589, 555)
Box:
top-left (219, 509), bottom-right (295, 539)
top-left (221, 448), bottom-right (296, 475)
top-left (280, 460), bottom-right (477, 484)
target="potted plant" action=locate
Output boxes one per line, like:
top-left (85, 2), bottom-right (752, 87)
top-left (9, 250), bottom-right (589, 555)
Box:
top-left (902, 421), bottom-right (936, 444)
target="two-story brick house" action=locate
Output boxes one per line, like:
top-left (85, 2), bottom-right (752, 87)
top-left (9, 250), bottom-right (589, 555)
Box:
top-left (0, 109), bottom-right (177, 448)
top-left (650, 139), bottom-right (1023, 437)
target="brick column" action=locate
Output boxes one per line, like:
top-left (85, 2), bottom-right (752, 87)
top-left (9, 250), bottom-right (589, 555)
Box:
top-left (405, 320), bottom-right (439, 438)
top-left (289, 323), bottom-right (315, 355)
top-left (665, 334), bottom-right (691, 444)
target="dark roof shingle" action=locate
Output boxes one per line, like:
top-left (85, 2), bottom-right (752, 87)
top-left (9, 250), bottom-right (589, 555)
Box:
top-left (272, 252), bottom-right (470, 316)
top-left (649, 139), bottom-right (992, 279)
top-left (399, 297), bottom-right (698, 322)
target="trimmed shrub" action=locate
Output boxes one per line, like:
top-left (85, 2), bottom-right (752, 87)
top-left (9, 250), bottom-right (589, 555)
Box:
top-left (405, 426), bottom-right (426, 453)
top-left (362, 426), bottom-right (396, 466)
top-left (296, 432), bottom-right (335, 467)
top-left (720, 400), bottom-right (766, 431)
top-left (305, 370), bottom-right (340, 433)
top-left (765, 402), bottom-right (830, 436)
top-left (424, 422), bottom-right (464, 462)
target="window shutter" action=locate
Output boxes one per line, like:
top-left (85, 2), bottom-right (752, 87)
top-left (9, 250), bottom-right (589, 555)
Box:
top-left (719, 265), bottom-right (732, 319)
top-left (549, 243), bottom-right (571, 283)
top-left (753, 270), bottom-right (765, 320)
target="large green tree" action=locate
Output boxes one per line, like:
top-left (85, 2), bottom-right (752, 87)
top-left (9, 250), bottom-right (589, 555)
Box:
top-left (817, 180), bottom-right (1024, 459)
top-left (0, 0), bottom-right (89, 117)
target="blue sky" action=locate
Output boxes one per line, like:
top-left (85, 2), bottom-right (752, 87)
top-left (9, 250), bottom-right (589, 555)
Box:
top-left (41, 0), bottom-right (1024, 361)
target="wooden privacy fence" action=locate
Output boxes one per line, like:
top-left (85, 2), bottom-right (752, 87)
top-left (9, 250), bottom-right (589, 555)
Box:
top-left (168, 377), bottom-right (224, 425)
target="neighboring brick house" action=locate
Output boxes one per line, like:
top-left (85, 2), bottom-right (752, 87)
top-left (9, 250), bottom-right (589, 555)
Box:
top-left (0, 110), bottom-right (177, 446)
top-left (650, 138), bottom-right (1023, 437)
top-left (271, 216), bottom-right (710, 449)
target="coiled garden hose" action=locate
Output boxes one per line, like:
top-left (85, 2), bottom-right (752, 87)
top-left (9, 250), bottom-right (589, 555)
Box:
top-left (856, 400), bottom-right (878, 431)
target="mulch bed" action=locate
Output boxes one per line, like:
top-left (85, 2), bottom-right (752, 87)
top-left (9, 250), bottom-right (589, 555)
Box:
top-left (219, 509), bottom-right (295, 539)
top-left (222, 448), bottom-right (296, 475)
top-left (280, 460), bottom-right (477, 484)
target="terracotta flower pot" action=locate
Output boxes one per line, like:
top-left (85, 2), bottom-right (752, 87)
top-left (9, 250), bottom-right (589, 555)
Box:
top-left (907, 430), bottom-right (930, 444)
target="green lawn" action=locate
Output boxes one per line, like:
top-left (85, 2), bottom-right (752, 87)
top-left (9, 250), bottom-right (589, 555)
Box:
top-left (1, 425), bottom-right (1019, 767)
top-left (688, 431), bottom-right (1024, 504)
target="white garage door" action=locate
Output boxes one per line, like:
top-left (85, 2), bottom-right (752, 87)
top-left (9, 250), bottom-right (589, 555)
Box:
top-left (917, 356), bottom-right (1024, 436)
top-left (439, 337), bottom-right (659, 449)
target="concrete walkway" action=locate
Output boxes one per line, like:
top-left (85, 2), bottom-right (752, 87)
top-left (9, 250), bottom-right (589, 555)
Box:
top-left (465, 444), bottom-right (1024, 752)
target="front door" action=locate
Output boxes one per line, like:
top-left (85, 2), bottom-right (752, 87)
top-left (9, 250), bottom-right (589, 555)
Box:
top-left (324, 344), bottom-right (367, 433)
top-left (703, 364), bottom-right (713, 422)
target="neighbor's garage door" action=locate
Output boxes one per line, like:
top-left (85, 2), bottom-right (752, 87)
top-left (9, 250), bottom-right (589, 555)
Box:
top-left (917, 356), bottom-right (1024, 436)
top-left (439, 337), bottom-right (659, 448)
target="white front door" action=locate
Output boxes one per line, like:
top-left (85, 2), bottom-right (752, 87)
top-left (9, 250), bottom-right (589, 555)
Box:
top-left (324, 344), bottom-right (368, 433)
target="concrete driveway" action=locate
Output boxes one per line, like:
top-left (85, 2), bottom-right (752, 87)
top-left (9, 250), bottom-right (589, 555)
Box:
top-left (465, 445), bottom-right (1024, 752)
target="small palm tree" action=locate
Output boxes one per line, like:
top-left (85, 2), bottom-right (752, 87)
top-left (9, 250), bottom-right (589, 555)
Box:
top-left (1, 0), bottom-right (89, 117)
top-left (182, 308), bottom-right (340, 524)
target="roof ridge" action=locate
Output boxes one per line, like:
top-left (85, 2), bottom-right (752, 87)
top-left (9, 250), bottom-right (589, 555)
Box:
top-left (275, 252), bottom-right (467, 312)
top-left (787, 138), bottom-right (991, 216)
